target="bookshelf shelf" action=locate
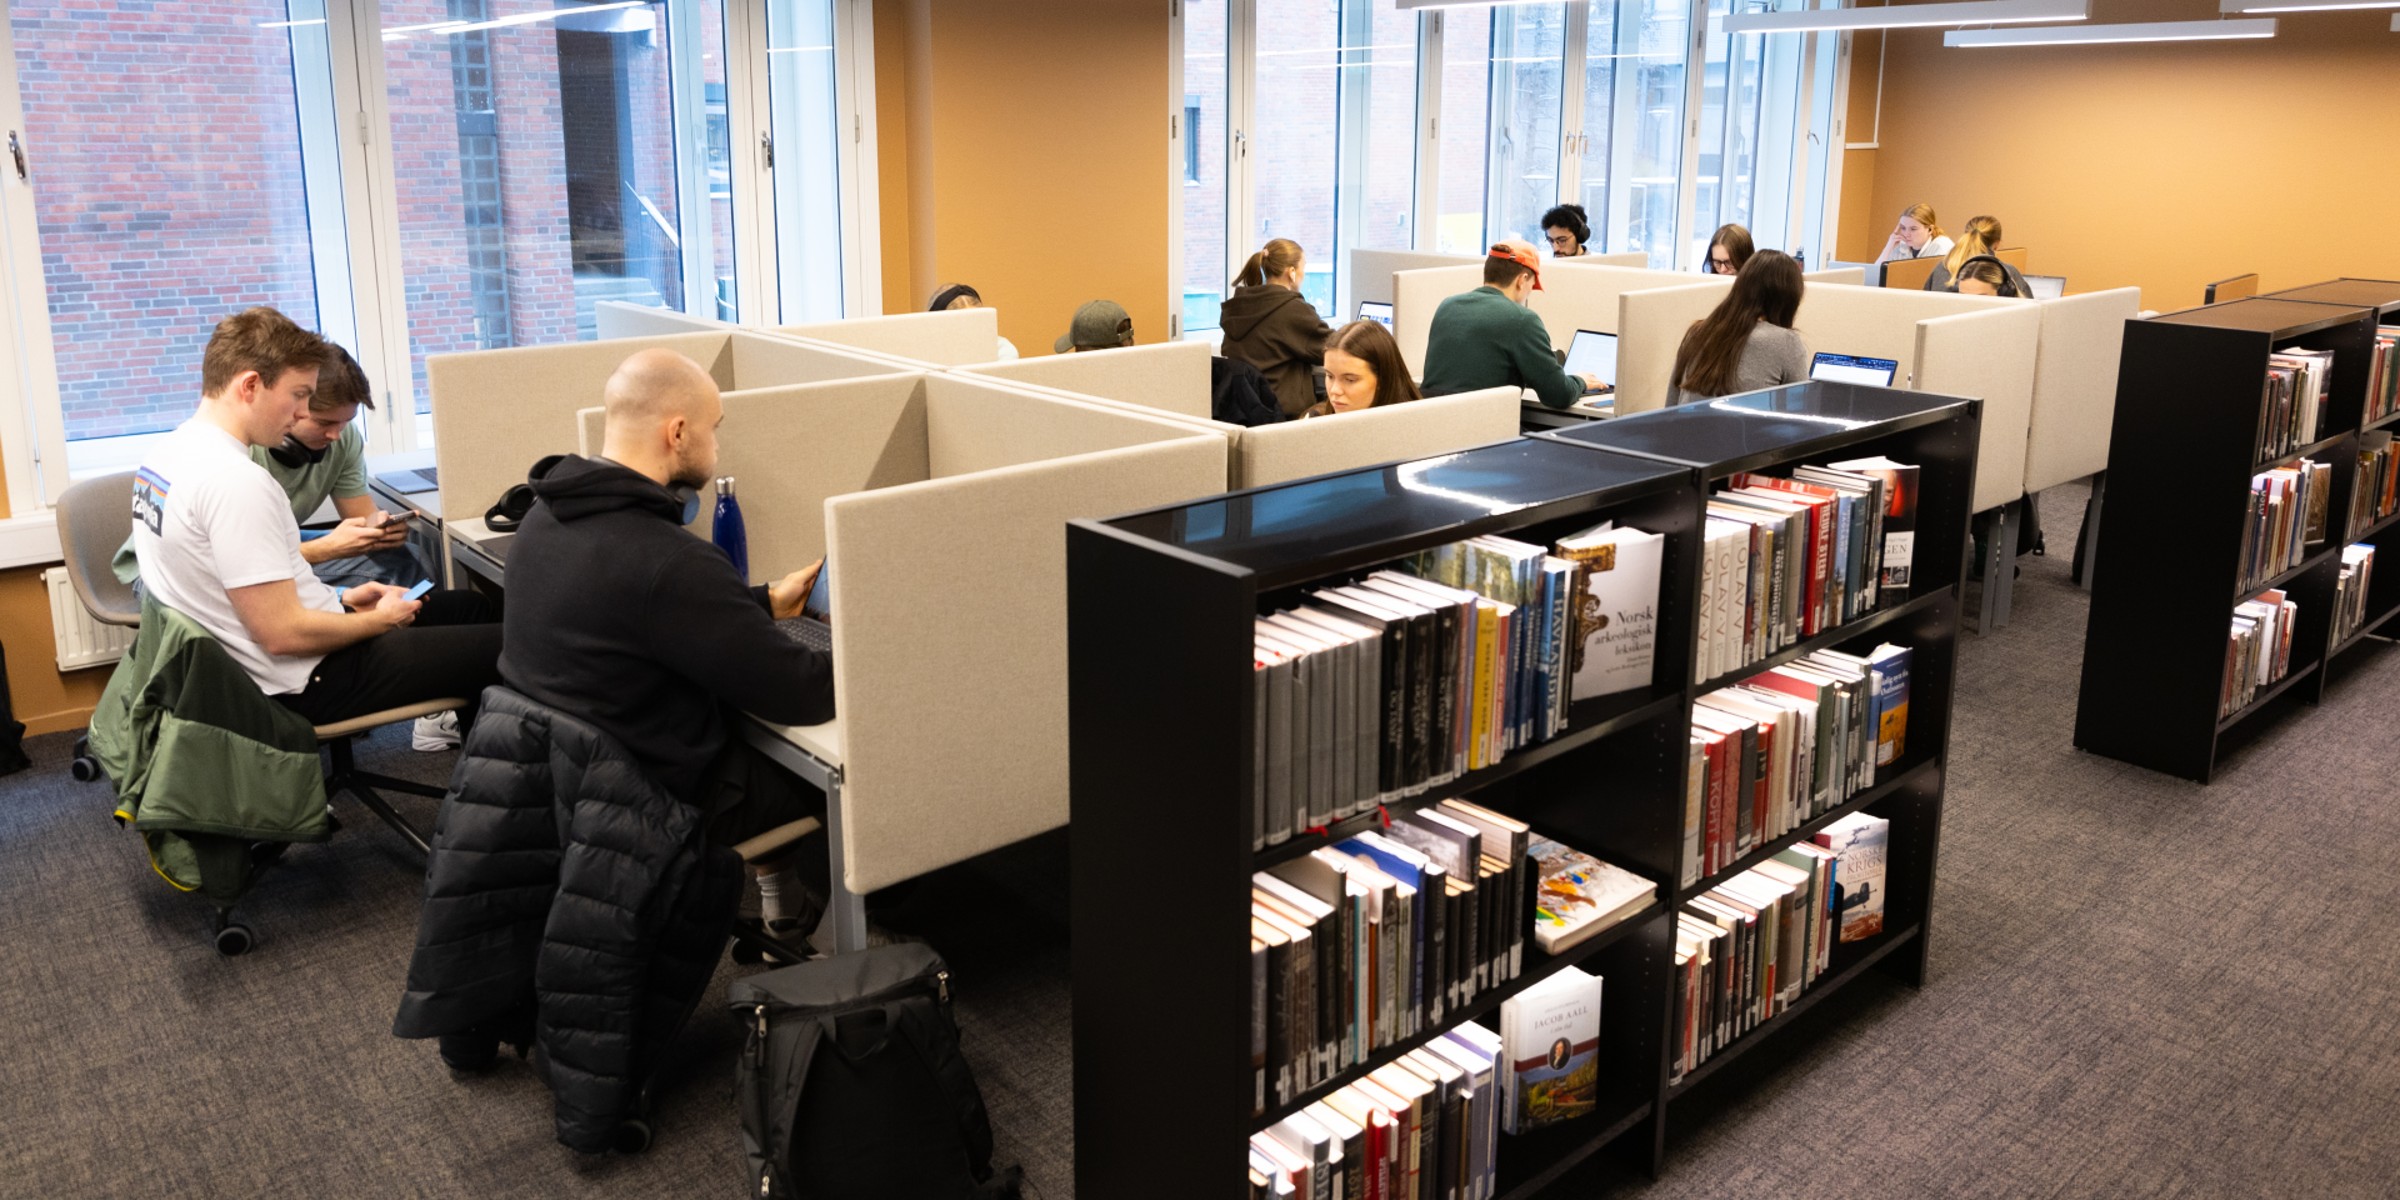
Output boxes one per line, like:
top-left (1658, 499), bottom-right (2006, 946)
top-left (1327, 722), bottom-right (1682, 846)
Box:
top-left (2257, 430), bottom-right (2352, 475)
top-left (1069, 386), bottom-right (1978, 1196)
top-left (2328, 604), bottom-right (2400, 661)
top-left (1662, 923), bottom-right (1924, 1099)
top-left (2352, 509), bottom-right (2400, 545)
top-left (1686, 759), bottom-right (1937, 897)
top-left (2076, 292), bottom-right (2386, 783)
top-left (2364, 410), bottom-right (2400, 436)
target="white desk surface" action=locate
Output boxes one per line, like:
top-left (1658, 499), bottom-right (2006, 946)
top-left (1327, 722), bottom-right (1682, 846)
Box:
top-left (447, 516), bottom-right (505, 544)
top-left (752, 714), bottom-right (844, 769)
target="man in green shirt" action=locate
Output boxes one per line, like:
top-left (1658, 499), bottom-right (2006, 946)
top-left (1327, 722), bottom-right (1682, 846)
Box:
top-left (1418, 240), bottom-right (1605, 411)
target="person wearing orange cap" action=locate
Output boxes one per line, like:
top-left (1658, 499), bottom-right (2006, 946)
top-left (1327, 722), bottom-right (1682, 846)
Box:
top-left (1419, 238), bottom-right (1599, 410)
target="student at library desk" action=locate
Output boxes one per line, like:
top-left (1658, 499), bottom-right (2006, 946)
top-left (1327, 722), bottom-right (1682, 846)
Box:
top-left (1420, 240), bottom-right (1599, 410)
top-left (1542, 203), bottom-right (1594, 258)
top-left (1924, 215), bottom-right (2032, 296)
top-left (927, 281), bottom-right (1020, 359)
top-left (1706, 223), bottom-right (1755, 276)
top-left (1873, 202), bottom-right (1953, 265)
top-left (1667, 250), bottom-right (1811, 407)
top-left (498, 348), bottom-right (836, 940)
top-left (1219, 238), bottom-right (1334, 418)
top-left (1302, 321), bottom-right (1422, 418)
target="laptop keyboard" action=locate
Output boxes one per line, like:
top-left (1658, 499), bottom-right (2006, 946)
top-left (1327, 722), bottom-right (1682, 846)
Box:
top-left (775, 617), bottom-right (831, 653)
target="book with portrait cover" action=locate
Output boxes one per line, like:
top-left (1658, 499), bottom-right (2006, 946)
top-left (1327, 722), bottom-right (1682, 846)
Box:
top-left (1499, 966), bottom-right (1602, 1134)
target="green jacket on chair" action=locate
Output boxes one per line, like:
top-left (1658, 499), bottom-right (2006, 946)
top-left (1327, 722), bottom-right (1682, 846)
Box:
top-left (90, 596), bottom-right (329, 903)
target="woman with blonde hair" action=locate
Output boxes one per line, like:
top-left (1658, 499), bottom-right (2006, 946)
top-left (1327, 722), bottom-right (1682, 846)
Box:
top-left (1875, 203), bottom-right (1952, 265)
top-left (1218, 237), bottom-right (1334, 417)
top-left (1303, 321), bottom-right (1423, 418)
top-left (1925, 215), bottom-right (2032, 295)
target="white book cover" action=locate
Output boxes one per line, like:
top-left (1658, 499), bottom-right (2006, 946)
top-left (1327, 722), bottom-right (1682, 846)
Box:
top-left (1558, 525), bottom-right (1665, 700)
top-left (1499, 966), bottom-right (1603, 1134)
top-left (1815, 811), bottom-right (1890, 943)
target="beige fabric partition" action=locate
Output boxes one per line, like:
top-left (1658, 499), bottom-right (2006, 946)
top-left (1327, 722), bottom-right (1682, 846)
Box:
top-left (2024, 288), bottom-right (2141, 494)
top-left (775, 308), bottom-right (1002, 367)
top-left (1614, 283), bottom-right (1735, 414)
top-left (825, 419), bottom-right (1227, 893)
top-left (1587, 251), bottom-right (1651, 268)
top-left (959, 339), bottom-right (1217, 420)
top-left (1913, 305), bottom-right (2043, 513)
top-left (1532, 263), bottom-right (1730, 350)
top-left (592, 300), bottom-right (720, 340)
top-left (1805, 267), bottom-right (1868, 286)
top-left (1350, 249), bottom-right (1485, 309)
top-left (1233, 388), bottom-right (1520, 489)
top-left (427, 331), bottom-right (906, 522)
top-left (1393, 265), bottom-right (1486, 375)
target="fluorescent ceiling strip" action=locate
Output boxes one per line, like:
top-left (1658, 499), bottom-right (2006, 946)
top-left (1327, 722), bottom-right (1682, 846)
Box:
top-left (1945, 17), bottom-right (2276, 44)
top-left (1396, 0), bottom-right (1560, 10)
top-left (2223, 0), bottom-right (2397, 11)
top-left (1718, 0), bottom-right (2088, 34)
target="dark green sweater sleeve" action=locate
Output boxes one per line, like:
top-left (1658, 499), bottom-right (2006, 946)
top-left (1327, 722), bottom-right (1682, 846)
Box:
top-left (1510, 307), bottom-right (1583, 410)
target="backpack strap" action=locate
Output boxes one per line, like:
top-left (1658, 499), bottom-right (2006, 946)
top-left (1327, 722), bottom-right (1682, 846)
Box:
top-left (749, 1009), bottom-right (827, 1200)
top-left (889, 995), bottom-right (1002, 1186)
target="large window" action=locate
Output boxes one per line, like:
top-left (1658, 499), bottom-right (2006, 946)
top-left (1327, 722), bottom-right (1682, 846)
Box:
top-left (1180, 0), bottom-right (1229, 335)
top-left (1483, 4), bottom-right (1566, 248)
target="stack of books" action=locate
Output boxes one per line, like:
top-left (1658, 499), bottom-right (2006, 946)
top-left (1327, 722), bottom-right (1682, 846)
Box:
top-left (2238, 458), bottom-right (2329, 589)
top-left (1252, 528), bottom-right (1666, 848)
top-left (2224, 590), bottom-right (2299, 717)
top-left (1695, 460), bottom-right (1917, 682)
top-left (2351, 432), bottom-right (2398, 539)
top-left (1250, 1021), bottom-right (1501, 1200)
top-left (2335, 544), bottom-right (2377, 645)
top-left (2370, 327), bottom-right (2399, 426)
top-left (1682, 645), bottom-right (1909, 885)
top-left (2260, 348), bottom-right (2333, 460)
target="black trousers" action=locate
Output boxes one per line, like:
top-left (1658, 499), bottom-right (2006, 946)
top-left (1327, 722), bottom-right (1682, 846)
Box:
top-left (697, 737), bottom-right (829, 887)
top-left (276, 590), bottom-right (502, 728)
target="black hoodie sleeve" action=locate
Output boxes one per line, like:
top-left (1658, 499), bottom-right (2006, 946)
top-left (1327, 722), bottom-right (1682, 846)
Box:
top-left (639, 539), bottom-right (836, 728)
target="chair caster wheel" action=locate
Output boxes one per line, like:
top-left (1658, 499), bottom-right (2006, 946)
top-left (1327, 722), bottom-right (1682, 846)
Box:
top-left (610, 1118), bottom-right (652, 1156)
top-left (70, 756), bottom-right (101, 783)
top-left (214, 922), bottom-right (256, 957)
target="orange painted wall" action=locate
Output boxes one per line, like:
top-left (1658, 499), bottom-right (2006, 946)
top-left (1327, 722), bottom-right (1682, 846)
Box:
top-left (1858, 4), bottom-right (2400, 310)
top-left (1, 566), bottom-right (108, 736)
top-left (872, 0), bottom-right (1170, 353)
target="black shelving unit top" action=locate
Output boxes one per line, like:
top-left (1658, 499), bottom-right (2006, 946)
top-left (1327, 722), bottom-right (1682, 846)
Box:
top-left (2262, 278), bottom-right (2400, 315)
top-left (2145, 297), bottom-right (2368, 338)
top-left (1093, 437), bottom-right (1690, 590)
top-left (1535, 384), bottom-right (1975, 478)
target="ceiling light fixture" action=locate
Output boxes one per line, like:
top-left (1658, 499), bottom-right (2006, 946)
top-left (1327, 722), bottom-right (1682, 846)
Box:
top-left (1944, 16), bottom-right (2276, 44)
top-left (1718, 0), bottom-right (2088, 35)
top-left (2222, 0), bottom-right (2398, 12)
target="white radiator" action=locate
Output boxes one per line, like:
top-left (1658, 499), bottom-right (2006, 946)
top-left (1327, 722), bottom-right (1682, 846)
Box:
top-left (43, 567), bottom-right (136, 671)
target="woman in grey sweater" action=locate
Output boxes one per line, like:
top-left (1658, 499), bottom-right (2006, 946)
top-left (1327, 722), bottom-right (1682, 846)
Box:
top-left (1668, 250), bottom-right (1811, 406)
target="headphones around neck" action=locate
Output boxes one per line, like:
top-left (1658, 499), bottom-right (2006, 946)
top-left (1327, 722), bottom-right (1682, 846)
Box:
top-left (268, 434), bottom-right (326, 469)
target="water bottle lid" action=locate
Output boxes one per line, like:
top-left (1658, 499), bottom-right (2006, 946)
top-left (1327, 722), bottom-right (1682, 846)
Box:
top-left (717, 476), bottom-right (736, 496)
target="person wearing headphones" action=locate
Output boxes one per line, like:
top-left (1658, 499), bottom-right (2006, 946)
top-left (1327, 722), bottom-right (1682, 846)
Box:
top-left (1421, 240), bottom-right (1599, 410)
top-left (1951, 258), bottom-right (2022, 297)
top-left (1874, 203), bottom-right (1952, 265)
top-left (1706, 224), bottom-right (1755, 276)
top-left (1542, 204), bottom-right (1595, 258)
top-left (1667, 250), bottom-right (1811, 407)
top-left (926, 282), bottom-right (1020, 359)
top-left (1926, 215), bottom-right (2033, 296)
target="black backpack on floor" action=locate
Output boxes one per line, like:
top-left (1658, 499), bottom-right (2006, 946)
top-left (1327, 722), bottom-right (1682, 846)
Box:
top-left (730, 943), bottom-right (1020, 1200)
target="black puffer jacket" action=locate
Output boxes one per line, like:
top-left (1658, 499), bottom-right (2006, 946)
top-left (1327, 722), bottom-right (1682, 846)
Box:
top-left (392, 686), bottom-right (742, 1153)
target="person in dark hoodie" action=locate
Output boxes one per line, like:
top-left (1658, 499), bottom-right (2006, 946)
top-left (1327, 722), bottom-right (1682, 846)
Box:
top-left (499, 347), bottom-right (836, 936)
top-left (1217, 238), bottom-right (1333, 418)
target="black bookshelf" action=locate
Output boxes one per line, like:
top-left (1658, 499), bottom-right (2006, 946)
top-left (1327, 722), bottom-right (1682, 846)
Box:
top-left (2074, 293), bottom-right (2386, 782)
top-left (1068, 385), bottom-right (1979, 1197)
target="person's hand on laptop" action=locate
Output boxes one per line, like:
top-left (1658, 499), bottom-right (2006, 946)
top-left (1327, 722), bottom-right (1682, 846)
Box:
top-left (769, 559), bottom-right (825, 621)
top-left (1581, 375), bottom-right (1611, 394)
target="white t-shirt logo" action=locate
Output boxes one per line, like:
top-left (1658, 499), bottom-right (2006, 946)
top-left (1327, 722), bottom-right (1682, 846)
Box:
top-left (132, 467), bottom-right (170, 537)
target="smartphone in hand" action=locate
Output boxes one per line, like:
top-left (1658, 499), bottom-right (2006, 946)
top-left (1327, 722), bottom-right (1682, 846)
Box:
top-left (403, 580), bottom-right (435, 602)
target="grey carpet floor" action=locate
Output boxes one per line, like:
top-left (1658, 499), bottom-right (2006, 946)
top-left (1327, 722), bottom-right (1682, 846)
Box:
top-left (5, 479), bottom-right (2399, 1198)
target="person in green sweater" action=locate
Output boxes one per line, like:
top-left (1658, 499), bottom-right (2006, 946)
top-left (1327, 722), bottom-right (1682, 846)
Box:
top-left (1419, 240), bottom-right (1601, 411)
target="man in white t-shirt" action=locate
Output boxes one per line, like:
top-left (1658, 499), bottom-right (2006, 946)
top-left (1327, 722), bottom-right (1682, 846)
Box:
top-left (129, 307), bottom-right (500, 728)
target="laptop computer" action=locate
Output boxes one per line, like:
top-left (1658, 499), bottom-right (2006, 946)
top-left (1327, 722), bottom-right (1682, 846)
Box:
top-left (376, 464), bottom-right (438, 495)
top-left (1356, 300), bottom-right (1394, 330)
top-left (2022, 274), bottom-right (2066, 300)
top-left (1562, 329), bottom-right (1618, 396)
top-left (775, 565), bottom-right (833, 653)
top-left (1809, 352), bottom-right (1901, 388)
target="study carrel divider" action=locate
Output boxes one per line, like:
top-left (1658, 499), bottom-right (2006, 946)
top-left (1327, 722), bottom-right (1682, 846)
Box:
top-left (1068, 382), bottom-right (1978, 1195)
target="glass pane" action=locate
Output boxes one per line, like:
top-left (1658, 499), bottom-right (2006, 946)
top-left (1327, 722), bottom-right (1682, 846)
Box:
top-left (1572, 0), bottom-right (1620, 246)
top-left (766, 0), bottom-right (843, 321)
top-left (1433, 12), bottom-right (1489, 254)
top-left (382, 0), bottom-right (727, 418)
top-left (1349, 1), bottom-right (1420, 257)
top-left (1182, 0), bottom-right (1228, 335)
top-left (1253, 0), bottom-right (1342, 320)
top-left (1612, 0), bottom-right (1687, 268)
top-left (701, 0), bottom-right (737, 321)
top-left (16, 0), bottom-right (346, 464)
top-left (1483, 4), bottom-right (1565, 247)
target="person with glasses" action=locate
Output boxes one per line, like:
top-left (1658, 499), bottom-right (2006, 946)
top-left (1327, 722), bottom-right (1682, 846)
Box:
top-left (1542, 204), bottom-right (1594, 258)
top-left (1420, 240), bottom-right (1599, 410)
top-left (1706, 224), bottom-right (1755, 276)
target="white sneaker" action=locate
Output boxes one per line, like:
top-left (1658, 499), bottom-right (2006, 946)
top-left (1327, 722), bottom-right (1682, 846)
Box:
top-left (412, 710), bottom-right (461, 752)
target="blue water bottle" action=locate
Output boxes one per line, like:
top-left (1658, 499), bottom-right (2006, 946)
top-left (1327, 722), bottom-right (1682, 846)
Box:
top-left (712, 476), bottom-right (749, 583)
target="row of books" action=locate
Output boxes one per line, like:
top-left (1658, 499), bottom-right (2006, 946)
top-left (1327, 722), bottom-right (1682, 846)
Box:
top-left (1250, 1019), bottom-right (1501, 1200)
top-left (2259, 348), bottom-right (2333, 462)
top-left (1251, 523), bottom-right (1669, 848)
top-left (2224, 590), bottom-right (2299, 718)
top-left (1696, 459), bottom-right (1918, 684)
top-left (2237, 459), bottom-right (2329, 591)
top-left (2369, 327), bottom-right (2399, 427)
top-left (1671, 811), bottom-right (1889, 1085)
top-left (2334, 544), bottom-right (2377, 645)
top-left (2351, 432), bottom-right (2398, 540)
top-left (1682, 645), bottom-right (1910, 885)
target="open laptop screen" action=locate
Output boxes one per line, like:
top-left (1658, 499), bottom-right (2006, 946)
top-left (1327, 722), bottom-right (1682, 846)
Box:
top-left (1356, 301), bottom-right (1394, 330)
top-left (1810, 352), bottom-right (1900, 388)
top-left (1563, 330), bottom-right (1618, 386)
top-left (2022, 274), bottom-right (2066, 300)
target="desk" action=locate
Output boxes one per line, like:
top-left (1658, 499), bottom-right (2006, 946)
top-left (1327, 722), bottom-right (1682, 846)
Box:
top-left (367, 450), bottom-right (446, 582)
top-left (444, 528), bottom-right (863, 953)
top-left (1520, 396), bottom-right (1614, 433)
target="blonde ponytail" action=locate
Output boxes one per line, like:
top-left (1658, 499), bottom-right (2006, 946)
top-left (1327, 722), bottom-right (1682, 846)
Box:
top-left (1945, 215), bottom-right (2002, 273)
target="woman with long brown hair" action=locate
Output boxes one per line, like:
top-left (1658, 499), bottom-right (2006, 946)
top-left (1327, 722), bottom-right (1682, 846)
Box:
top-left (1303, 320), bottom-right (1423, 417)
top-left (1705, 224), bottom-right (1754, 276)
top-left (1668, 250), bottom-right (1811, 406)
top-left (1218, 237), bottom-right (1334, 418)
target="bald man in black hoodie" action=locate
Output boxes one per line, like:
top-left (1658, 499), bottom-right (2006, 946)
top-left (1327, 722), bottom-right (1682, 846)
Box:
top-left (500, 348), bottom-right (834, 935)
